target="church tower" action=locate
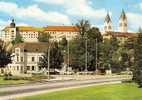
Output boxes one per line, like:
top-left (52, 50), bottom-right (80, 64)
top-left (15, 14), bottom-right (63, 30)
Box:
top-left (119, 10), bottom-right (127, 32)
top-left (9, 19), bottom-right (17, 41)
top-left (104, 12), bottom-right (112, 32)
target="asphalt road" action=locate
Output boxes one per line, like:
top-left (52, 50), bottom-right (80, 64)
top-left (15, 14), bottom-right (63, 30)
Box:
top-left (0, 75), bottom-right (131, 100)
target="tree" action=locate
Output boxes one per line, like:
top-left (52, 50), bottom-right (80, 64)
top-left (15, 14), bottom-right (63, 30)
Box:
top-left (133, 28), bottom-right (142, 87)
top-left (99, 36), bottom-right (120, 72)
top-left (59, 37), bottom-right (68, 51)
top-left (86, 27), bottom-right (103, 71)
top-left (119, 38), bottom-right (135, 71)
top-left (76, 19), bottom-right (91, 38)
top-left (12, 33), bottom-right (23, 45)
top-left (38, 32), bottom-right (50, 42)
top-left (39, 42), bottom-right (64, 70)
top-left (69, 27), bottom-right (103, 71)
top-left (0, 40), bottom-right (12, 68)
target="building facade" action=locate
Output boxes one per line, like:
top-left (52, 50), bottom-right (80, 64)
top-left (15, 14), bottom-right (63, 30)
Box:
top-left (1, 19), bottom-right (79, 43)
top-left (1, 43), bottom-right (49, 75)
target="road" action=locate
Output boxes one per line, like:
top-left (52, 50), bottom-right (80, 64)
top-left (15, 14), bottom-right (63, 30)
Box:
top-left (0, 75), bottom-right (131, 100)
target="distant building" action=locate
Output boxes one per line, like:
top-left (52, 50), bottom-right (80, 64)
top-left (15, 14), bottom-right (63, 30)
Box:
top-left (103, 10), bottom-right (137, 39)
top-left (1, 19), bottom-right (79, 43)
top-left (2, 43), bottom-right (49, 75)
top-left (44, 26), bottom-right (79, 42)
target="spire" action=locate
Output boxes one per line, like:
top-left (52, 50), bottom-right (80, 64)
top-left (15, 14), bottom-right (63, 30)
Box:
top-left (120, 9), bottom-right (127, 20)
top-left (104, 12), bottom-right (111, 23)
top-left (104, 12), bottom-right (112, 32)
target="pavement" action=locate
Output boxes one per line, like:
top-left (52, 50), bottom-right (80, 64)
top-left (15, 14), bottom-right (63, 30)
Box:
top-left (0, 75), bottom-right (132, 100)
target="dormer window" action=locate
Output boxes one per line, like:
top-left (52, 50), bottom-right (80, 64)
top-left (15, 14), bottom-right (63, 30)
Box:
top-left (15, 48), bottom-right (20, 53)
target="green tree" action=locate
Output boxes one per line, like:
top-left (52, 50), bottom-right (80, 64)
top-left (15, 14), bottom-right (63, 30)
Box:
top-left (39, 42), bottom-right (64, 70)
top-left (69, 27), bottom-right (102, 71)
top-left (59, 37), bottom-right (68, 51)
top-left (70, 38), bottom-right (85, 71)
top-left (99, 36), bottom-right (120, 72)
top-left (0, 40), bottom-right (12, 68)
top-left (87, 27), bottom-right (103, 71)
top-left (120, 38), bottom-right (135, 71)
top-left (133, 28), bottom-right (142, 87)
top-left (76, 19), bottom-right (91, 38)
top-left (12, 33), bottom-right (23, 45)
top-left (38, 32), bottom-right (50, 42)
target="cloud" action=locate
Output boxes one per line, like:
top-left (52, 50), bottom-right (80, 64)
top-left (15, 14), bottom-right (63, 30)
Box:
top-left (34, 0), bottom-right (65, 5)
top-left (127, 12), bottom-right (142, 31)
top-left (0, 20), bottom-right (11, 30)
top-left (34, 0), bottom-right (107, 18)
top-left (138, 3), bottom-right (142, 9)
top-left (0, 2), bottom-right (70, 24)
top-left (0, 19), bottom-right (30, 30)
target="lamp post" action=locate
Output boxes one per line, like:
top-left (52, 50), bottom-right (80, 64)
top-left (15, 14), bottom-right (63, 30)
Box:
top-left (67, 40), bottom-right (70, 72)
top-left (95, 38), bottom-right (98, 73)
top-left (47, 43), bottom-right (50, 80)
top-left (85, 37), bottom-right (88, 72)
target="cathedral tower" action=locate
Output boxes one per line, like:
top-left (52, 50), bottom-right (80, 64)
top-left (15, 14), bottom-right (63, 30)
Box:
top-left (104, 12), bottom-right (112, 32)
top-left (119, 10), bottom-right (127, 32)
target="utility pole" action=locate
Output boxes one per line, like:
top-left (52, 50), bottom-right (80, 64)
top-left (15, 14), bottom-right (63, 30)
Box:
top-left (95, 38), bottom-right (98, 73)
top-left (48, 44), bottom-right (50, 79)
top-left (67, 40), bottom-right (70, 72)
top-left (85, 37), bottom-right (88, 72)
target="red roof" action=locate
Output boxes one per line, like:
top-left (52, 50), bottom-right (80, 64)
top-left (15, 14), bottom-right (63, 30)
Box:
top-left (43, 26), bottom-right (79, 32)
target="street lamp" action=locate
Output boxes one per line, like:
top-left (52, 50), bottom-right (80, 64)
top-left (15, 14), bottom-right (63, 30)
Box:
top-left (85, 37), bottom-right (88, 72)
top-left (67, 40), bottom-right (70, 72)
top-left (95, 38), bottom-right (98, 73)
top-left (47, 43), bottom-right (50, 79)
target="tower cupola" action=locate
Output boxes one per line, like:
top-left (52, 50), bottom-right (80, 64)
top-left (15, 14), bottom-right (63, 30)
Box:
top-left (10, 19), bottom-right (16, 28)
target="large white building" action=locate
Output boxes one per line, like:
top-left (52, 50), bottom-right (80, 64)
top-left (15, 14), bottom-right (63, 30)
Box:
top-left (1, 43), bottom-right (49, 75)
top-left (1, 19), bottom-right (79, 43)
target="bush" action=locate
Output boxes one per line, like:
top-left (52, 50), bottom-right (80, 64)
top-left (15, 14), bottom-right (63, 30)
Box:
top-left (3, 76), bottom-right (30, 80)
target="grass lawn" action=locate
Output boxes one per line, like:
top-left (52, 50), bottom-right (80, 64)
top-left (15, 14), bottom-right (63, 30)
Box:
top-left (0, 76), bottom-right (29, 85)
top-left (14, 83), bottom-right (142, 100)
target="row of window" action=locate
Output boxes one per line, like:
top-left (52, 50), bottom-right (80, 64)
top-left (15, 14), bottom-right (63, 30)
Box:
top-left (8, 66), bottom-right (23, 71)
top-left (27, 66), bottom-right (35, 71)
top-left (21, 33), bottom-right (38, 38)
top-left (16, 56), bottom-right (42, 62)
top-left (119, 23), bottom-right (127, 27)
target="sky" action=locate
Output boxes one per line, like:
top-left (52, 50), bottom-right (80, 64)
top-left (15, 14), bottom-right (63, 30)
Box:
top-left (0, 0), bottom-right (142, 32)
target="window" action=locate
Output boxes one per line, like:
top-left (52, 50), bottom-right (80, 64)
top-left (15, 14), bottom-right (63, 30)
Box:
top-left (17, 66), bottom-right (19, 70)
top-left (11, 30), bottom-right (14, 32)
top-left (32, 57), bottom-right (34, 61)
top-left (17, 56), bottom-right (19, 62)
top-left (32, 66), bottom-right (35, 71)
top-left (21, 57), bottom-right (23, 62)
top-left (39, 57), bottom-right (42, 61)
top-left (15, 48), bottom-right (19, 53)
top-left (124, 23), bottom-right (127, 27)
top-left (27, 66), bottom-right (30, 70)
top-left (21, 66), bottom-right (23, 71)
